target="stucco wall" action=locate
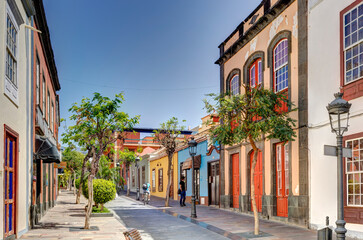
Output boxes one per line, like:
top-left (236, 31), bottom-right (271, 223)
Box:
top-left (149, 154), bottom-right (177, 199)
top-left (177, 141), bottom-right (219, 204)
top-left (308, 0), bottom-right (363, 236)
top-left (222, 0), bottom-right (300, 199)
top-left (0, 0), bottom-right (33, 238)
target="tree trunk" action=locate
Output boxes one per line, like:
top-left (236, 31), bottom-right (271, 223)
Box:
top-left (84, 147), bottom-right (102, 230)
top-left (127, 166), bottom-right (130, 196)
top-left (165, 154), bottom-right (173, 207)
top-left (249, 135), bottom-right (260, 235)
top-left (69, 176), bottom-right (72, 191)
top-left (100, 203), bottom-right (104, 211)
top-left (77, 148), bottom-right (93, 204)
top-left (84, 174), bottom-right (94, 229)
top-left (73, 172), bottom-right (76, 195)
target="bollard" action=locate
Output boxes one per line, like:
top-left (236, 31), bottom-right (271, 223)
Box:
top-left (317, 216), bottom-right (332, 240)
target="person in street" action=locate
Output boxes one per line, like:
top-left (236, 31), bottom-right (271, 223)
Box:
top-left (146, 182), bottom-right (151, 201)
top-left (179, 176), bottom-right (186, 207)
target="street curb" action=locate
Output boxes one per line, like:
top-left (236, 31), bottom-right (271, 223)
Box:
top-left (106, 199), bottom-right (129, 229)
top-left (90, 212), bottom-right (113, 217)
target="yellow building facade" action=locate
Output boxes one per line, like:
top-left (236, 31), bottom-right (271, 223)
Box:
top-left (149, 152), bottom-right (179, 200)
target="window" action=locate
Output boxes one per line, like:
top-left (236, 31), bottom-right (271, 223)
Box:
top-left (51, 102), bottom-right (54, 132)
top-left (194, 168), bottom-right (200, 201)
top-left (47, 90), bottom-right (50, 124)
top-left (152, 169), bottom-right (156, 192)
top-left (344, 3), bottom-right (363, 84)
top-left (158, 168), bottom-right (163, 192)
top-left (180, 163), bottom-right (187, 191)
top-left (132, 169), bottom-right (135, 187)
top-left (42, 77), bottom-right (46, 115)
top-left (142, 166), bottom-right (145, 185)
top-left (346, 138), bottom-right (363, 206)
top-left (230, 75), bottom-right (239, 95)
top-left (273, 39), bottom-right (288, 92)
top-left (249, 59), bottom-right (262, 88)
top-left (36, 56), bottom-right (40, 105)
top-left (5, 15), bottom-right (17, 87)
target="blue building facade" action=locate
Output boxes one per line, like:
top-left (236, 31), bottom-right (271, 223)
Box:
top-left (177, 140), bottom-right (220, 206)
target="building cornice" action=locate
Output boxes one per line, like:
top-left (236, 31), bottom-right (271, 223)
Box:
top-left (215, 0), bottom-right (295, 65)
top-left (33, 0), bottom-right (61, 91)
top-left (21, 0), bottom-right (35, 16)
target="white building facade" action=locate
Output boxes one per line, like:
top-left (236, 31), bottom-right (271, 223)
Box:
top-left (0, 0), bottom-right (35, 239)
top-left (309, 0), bottom-right (363, 238)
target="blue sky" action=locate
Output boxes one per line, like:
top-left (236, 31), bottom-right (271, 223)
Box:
top-left (43, 0), bottom-right (258, 135)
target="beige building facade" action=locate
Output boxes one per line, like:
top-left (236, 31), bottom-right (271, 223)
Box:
top-left (0, 0), bottom-right (35, 239)
top-left (216, 0), bottom-right (309, 226)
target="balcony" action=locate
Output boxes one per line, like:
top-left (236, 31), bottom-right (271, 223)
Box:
top-left (35, 106), bottom-right (57, 146)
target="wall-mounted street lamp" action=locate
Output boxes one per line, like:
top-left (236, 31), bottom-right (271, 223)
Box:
top-left (135, 156), bottom-right (140, 200)
top-left (188, 137), bottom-right (198, 218)
top-left (327, 92), bottom-right (351, 240)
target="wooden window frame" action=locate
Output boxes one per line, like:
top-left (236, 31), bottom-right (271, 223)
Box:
top-left (343, 131), bottom-right (363, 224)
top-left (42, 76), bottom-right (46, 116)
top-left (158, 168), bottom-right (163, 192)
top-left (47, 90), bottom-right (50, 124)
top-left (341, 0), bottom-right (363, 101)
top-left (273, 39), bottom-right (289, 93)
top-left (225, 69), bottom-right (241, 95)
top-left (152, 168), bottom-right (156, 192)
top-left (36, 54), bottom-right (40, 106)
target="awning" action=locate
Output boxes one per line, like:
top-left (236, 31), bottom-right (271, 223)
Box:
top-left (35, 135), bottom-right (60, 163)
top-left (182, 155), bottom-right (201, 170)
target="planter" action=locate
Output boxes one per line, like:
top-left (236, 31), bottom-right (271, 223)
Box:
top-left (90, 212), bottom-right (113, 217)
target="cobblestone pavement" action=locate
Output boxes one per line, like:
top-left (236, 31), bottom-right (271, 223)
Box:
top-left (20, 190), bottom-right (127, 240)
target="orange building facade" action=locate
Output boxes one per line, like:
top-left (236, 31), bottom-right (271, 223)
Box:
top-left (216, 0), bottom-right (309, 226)
top-left (30, 0), bottom-right (61, 227)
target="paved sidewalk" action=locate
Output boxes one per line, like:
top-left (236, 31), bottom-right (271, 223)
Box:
top-left (122, 191), bottom-right (317, 240)
top-left (20, 190), bottom-right (127, 240)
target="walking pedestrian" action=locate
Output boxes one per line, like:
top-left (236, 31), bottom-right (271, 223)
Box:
top-left (179, 176), bottom-right (186, 207)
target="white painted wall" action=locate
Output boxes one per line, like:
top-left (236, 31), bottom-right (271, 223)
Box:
top-left (0, 0), bottom-right (33, 238)
top-left (308, 0), bottom-right (363, 237)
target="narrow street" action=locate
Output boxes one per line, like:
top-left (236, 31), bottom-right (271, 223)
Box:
top-left (107, 196), bottom-right (229, 240)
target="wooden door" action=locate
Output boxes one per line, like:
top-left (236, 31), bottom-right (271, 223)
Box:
top-left (232, 153), bottom-right (240, 208)
top-left (250, 150), bottom-right (262, 212)
top-left (276, 143), bottom-right (289, 217)
top-left (4, 135), bottom-right (16, 238)
top-left (208, 161), bottom-right (220, 205)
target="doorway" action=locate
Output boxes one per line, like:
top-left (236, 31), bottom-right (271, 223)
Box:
top-left (276, 143), bottom-right (289, 217)
top-left (4, 128), bottom-right (18, 239)
top-left (231, 153), bottom-right (240, 208)
top-left (250, 150), bottom-right (262, 212)
top-left (208, 161), bottom-right (219, 205)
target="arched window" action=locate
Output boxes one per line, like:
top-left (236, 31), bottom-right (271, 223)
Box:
top-left (273, 39), bottom-right (288, 93)
top-left (230, 74), bottom-right (240, 95)
top-left (249, 59), bottom-right (262, 88)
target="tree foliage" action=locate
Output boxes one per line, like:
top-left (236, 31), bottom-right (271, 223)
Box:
top-left (204, 86), bottom-right (296, 235)
top-left (204, 87), bottom-right (297, 145)
top-left (62, 92), bottom-right (139, 229)
top-left (153, 117), bottom-right (185, 207)
top-left (62, 147), bottom-right (84, 176)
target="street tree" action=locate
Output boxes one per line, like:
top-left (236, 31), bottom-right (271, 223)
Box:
top-left (65, 92), bottom-right (139, 229)
top-left (204, 86), bottom-right (296, 235)
top-left (62, 122), bottom-right (96, 204)
top-left (61, 147), bottom-right (84, 194)
top-left (118, 148), bottom-right (138, 196)
top-left (153, 117), bottom-right (185, 207)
